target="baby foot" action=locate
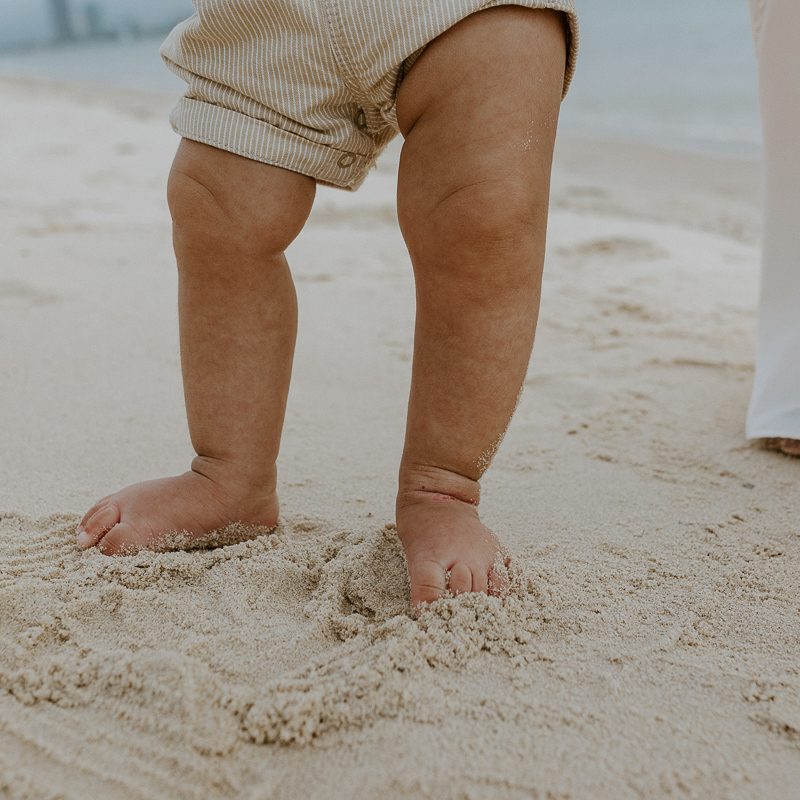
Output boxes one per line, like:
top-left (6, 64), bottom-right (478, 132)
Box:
top-left (761, 438), bottom-right (800, 458)
top-left (396, 466), bottom-right (508, 608)
top-left (77, 459), bottom-right (279, 555)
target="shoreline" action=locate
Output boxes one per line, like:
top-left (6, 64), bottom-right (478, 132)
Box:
top-left (0, 72), bottom-right (175, 119)
top-left (0, 70), bottom-right (763, 164)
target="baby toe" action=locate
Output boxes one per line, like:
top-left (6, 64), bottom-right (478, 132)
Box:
top-left (409, 558), bottom-right (447, 607)
top-left (97, 522), bottom-right (142, 556)
top-left (78, 503), bottom-right (121, 548)
top-left (487, 567), bottom-right (509, 597)
top-left (471, 566), bottom-right (489, 594)
top-left (781, 438), bottom-right (800, 457)
top-left (79, 497), bottom-right (110, 530)
top-left (448, 562), bottom-right (473, 596)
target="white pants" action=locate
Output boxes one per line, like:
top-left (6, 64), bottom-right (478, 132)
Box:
top-left (746, 0), bottom-right (800, 439)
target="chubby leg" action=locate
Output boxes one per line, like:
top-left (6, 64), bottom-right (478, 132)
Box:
top-left (78, 140), bottom-right (315, 554)
top-left (394, 7), bottom-right (567, 605)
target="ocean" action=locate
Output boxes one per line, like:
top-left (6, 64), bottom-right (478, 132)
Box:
top-left (0, 0), bottom-right (762, 157)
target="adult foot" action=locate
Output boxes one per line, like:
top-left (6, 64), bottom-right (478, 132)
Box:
top-left (396, 465), bottom-right (508, 608)
top-left (761, 438), bottom-right (800, 458)
top-left (76, 458), bottom-right (279, 555)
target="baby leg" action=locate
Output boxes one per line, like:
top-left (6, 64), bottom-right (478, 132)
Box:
top-left (78, 140), bottom-right (315, 554)
top-left (394, 7), bottom-right (567, 605)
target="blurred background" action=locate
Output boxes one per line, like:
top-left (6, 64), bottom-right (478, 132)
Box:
top-left (0, 0), bottom-right (761, 157)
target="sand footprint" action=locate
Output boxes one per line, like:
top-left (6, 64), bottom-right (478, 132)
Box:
top-left (237, 528), bottom-right (541, 745)
top-left (0, 513), bottom-right (77, 590)
top-left (557, 236), bottom-right (669, 263)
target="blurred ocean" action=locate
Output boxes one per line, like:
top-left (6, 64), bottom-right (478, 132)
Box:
top-left (565, 1), bottom-right (761, 157)
top-left (0, 0), bottom-right (762, 157)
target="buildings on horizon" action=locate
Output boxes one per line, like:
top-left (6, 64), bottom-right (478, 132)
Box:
top-left (48, 0), bottom-right (76, 41)
top-left (0, 1), bottom-right (185, 51)
top-left (47, 0), bottom-right (132, 43)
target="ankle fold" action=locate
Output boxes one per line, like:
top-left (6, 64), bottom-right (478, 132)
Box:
top-left (190, 454), bottom-right (277, 496)
top-left (397, 462), bottom-right (481, 507)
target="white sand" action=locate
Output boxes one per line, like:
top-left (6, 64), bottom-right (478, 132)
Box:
top-left (1, 76), bottom-right (799, 799)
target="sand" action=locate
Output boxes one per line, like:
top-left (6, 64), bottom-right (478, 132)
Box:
top-left (1, 75), bottom-right (799, 799)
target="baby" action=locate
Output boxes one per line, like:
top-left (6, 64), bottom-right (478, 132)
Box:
top-left (76, 0), bottom-right (578, 607)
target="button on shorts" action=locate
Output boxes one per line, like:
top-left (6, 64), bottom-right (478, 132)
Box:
top-left (160, 0), bottom-right (579, 191)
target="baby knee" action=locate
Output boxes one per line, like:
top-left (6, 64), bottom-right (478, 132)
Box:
top-left (167, 140), bottom-right (316, 256)
top-left (401, 179), bottom-right (543, 260)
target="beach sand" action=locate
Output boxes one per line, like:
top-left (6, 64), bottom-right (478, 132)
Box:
top-left (1, 76), bottom-right (799, 799)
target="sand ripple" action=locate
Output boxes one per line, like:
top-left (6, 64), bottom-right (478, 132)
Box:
top-left (0, 513), bottom-right (541, 757)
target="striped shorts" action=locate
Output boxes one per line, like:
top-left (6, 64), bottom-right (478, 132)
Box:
top-left (160, 1), bottom-right (579, 191)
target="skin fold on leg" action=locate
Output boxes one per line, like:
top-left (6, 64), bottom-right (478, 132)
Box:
top-left (393, 6), bottom-right (567, 606)
top-left (77, 140), bottom-right (316, 555)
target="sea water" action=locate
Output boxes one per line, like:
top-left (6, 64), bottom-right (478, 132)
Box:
top-left (0, 0), bottom-right (761, 157)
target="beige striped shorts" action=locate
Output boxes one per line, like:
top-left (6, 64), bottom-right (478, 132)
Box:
top-left (160, 1), bottom-right (579, 191)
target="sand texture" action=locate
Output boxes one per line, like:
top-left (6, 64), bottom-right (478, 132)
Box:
top-left (1, 76), bottom-right (800, 799)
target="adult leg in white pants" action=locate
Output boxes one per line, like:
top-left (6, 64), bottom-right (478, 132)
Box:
top-left (746, 0), bottom-right (800, 456)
